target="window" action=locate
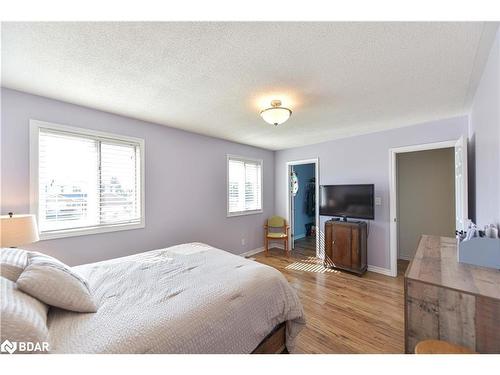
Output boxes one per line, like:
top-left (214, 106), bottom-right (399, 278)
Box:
top-left (30, 120), bottom-right (145, 239)
top-left (227, 155), bottom-right (263, 216)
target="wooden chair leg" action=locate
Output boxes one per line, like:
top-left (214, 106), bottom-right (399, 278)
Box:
top-left (285, 238), bottom-right (290, 257)
top-left (265, 236), bottom-right (269, 256)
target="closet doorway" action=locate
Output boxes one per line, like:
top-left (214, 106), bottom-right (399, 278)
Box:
top-left (286, 159), bottom-right (319, 257)
top-left (396, 147), bottom-right (456, 260)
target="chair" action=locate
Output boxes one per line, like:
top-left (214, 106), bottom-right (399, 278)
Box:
top-left (264, 216), bottom-right (290, 256)
top-left (414, 340), bottom-right (476, 354)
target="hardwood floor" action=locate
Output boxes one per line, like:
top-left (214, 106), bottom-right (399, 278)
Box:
top-left (254, 236), bottom-right (409, 354)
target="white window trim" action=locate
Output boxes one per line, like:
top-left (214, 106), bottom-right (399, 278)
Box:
top-left (226, 154), bottom-right (264, 217)
top-left (29, 119), bottom-right (145, 240)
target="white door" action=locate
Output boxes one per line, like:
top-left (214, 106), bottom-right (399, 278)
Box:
top-left (289, 166), bottom-right (295, 250)
top-left (455, 136), bottom-right (468, 232)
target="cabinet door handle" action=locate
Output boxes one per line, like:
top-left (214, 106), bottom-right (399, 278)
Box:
top-left (332, 240), bottom-right (335, 245)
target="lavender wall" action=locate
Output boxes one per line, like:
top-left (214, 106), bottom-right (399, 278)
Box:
top-left (275, 116), bottom-right (468, 270)
top-left (469, 30), bottom-right (500, 227)
top-left (1, 88), bottom-right (275, 265)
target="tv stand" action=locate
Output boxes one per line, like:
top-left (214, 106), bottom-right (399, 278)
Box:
top-left (324, 220), bottom-right (367, 275)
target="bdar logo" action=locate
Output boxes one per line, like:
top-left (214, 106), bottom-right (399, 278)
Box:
top-left (1, 340), bottom-right (17, 354)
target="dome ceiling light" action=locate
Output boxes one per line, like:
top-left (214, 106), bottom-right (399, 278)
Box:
top-left (260, 99), bottom-right (292, 126)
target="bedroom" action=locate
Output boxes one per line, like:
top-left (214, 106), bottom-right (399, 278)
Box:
top-left (1, 1), bottom-right (500, 373)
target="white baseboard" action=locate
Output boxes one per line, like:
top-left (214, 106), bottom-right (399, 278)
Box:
top-left (239, 247), bottom-right (264, 258)
top-left (398, 254), bottom-right (413, 261)
top-left (293, 234), bottom-right (306, 240)
top-left (367, 265), bottom-right (394, 276)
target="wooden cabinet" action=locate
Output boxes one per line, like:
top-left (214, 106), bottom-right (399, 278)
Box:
top-left (405, 235), bottom-right (500, 353)
top-left (324, 220), bottom-right (367, 275)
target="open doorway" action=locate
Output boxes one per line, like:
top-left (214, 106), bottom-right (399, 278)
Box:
top-left (389, 137), bottom-right (468, 276)
top-left (286, 159), bottom-right (319, 257)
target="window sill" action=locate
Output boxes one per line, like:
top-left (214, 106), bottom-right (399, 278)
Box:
top-left (39, 221), bottom-right (145, 240)
top-left (227, 209), bottom-right (263, 218)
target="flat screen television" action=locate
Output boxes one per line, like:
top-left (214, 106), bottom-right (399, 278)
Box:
top-left (320, 184), bottom-right (374, 220)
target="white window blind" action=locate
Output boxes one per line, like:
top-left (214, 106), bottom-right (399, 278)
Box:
top-left (36, 126), bottom-right (143, 236)
top-left (227, 156), bottom-right (262, 216)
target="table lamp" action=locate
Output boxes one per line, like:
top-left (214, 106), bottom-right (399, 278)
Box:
top-left (0, 212), bottom-right (40, 247)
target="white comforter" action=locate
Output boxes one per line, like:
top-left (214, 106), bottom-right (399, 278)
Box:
top-left (47, 243), bottom-right (305, 353)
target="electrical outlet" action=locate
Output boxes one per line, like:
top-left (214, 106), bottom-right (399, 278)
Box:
top-left (375, 197), bottom-right (382, 206)
top-left (241, 238), bottom-right (246, 246)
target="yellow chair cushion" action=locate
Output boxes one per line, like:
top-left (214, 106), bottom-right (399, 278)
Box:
top-left (268, 216), bottom-right (285, 228)
top-left (267, 232), bottom-right (287, 238)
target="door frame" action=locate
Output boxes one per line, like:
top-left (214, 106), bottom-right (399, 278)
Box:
top-left (389, 140), bottom-right (459, 277)
top-left (286, 158), bottom-right (320, 257)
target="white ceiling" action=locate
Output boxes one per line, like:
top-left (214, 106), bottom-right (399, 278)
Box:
top-left (1, 22), bottom-right (498, 150)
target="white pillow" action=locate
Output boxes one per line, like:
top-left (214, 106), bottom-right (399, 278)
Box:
top-left (17, 252), bottom-right (98, 313)
top-left (0, 276), bottom-right (49, 351)
top-left (1, 247), bottom-right (28, 282)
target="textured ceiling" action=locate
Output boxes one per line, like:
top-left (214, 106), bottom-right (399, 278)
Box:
top-left (1, 22), bottom-right (498, 150)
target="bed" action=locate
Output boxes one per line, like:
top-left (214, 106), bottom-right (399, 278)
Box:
top-left (47, 242), bottom-right (305, 354)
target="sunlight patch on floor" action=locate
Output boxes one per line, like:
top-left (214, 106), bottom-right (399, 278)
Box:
top-left (285, 261), bottom-right (340, 274)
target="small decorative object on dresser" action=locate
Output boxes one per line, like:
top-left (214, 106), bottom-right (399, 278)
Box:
top-left (324, 219), bottom-right (367, 275)
top-left (457, 220), bottom-right (500, 269)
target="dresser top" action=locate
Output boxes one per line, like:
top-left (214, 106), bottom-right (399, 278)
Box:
top-left (406, 235), bottom-right (500, 300)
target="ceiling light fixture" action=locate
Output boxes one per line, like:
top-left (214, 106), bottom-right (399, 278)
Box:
top-left (260, 100), bottom-right (292, 126)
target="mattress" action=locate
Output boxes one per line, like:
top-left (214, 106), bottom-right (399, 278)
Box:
top-left (47, 243), bottom-right (305, 353)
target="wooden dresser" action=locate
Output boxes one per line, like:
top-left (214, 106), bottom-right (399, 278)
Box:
top-left (324, 220), bottom-right (367, 275)
top-left (405, 235), bottom-right (500, 353)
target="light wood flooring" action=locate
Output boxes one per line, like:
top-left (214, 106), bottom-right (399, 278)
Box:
top-left (254, 237), bottom-right (409, 354)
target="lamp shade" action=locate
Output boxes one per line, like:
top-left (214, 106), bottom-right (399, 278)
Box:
top-left (0, 214), bottom-right (40, 247)
top-left (260, 100), bottom-right (292, 126)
